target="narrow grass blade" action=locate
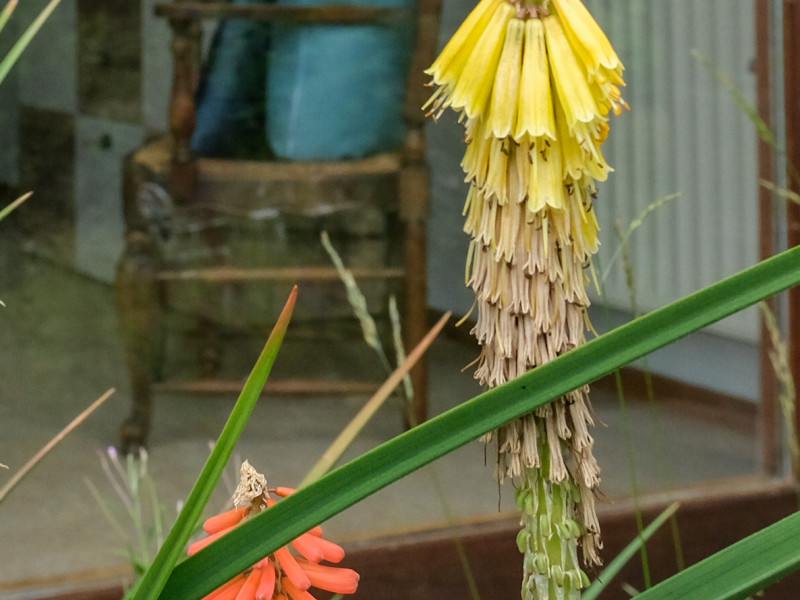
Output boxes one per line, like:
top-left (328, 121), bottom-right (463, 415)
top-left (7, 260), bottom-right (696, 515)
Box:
top-left (299, 311), bottom-right (451, 487)
top-left (633, 510), bottom-right (800, 600)
top-left (0, 191), bottom-right (32, 223)
top-left (158, 246), bottom-right (800, 600)
top-left (692, 49), bottom-right (777, 148)
top-left (601, 192), bottom-right (681, 284)
top-left (0, 388), bottom-right (114, 503)
top-left (759, 179), bottom-right (800, 206)
top-left (0, 0), bottom-right (62, 86)
top-left (0, 0), bottom-right (17, 38)
top-left (583, 503), bottom-right (680, 600)
top-left (130, 288), bottom-right (296, 600)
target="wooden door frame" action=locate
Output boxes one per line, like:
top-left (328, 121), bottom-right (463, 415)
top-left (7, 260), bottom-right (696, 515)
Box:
top-left (783, 0), bottom-right (800, 481)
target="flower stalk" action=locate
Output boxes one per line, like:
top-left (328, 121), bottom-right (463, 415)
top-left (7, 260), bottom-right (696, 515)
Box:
top-left (425, 0), bottom-right (627, 597)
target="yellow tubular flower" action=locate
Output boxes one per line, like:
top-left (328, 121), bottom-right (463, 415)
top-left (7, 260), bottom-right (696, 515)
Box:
top-left (528, 137), bottom-right (563, 213)
top-left (483, 136), bottom-right (510, 204)
top-left (425, 0), bottom-right (504, 86)
top-left (487, 17), bottom-right (525, 139)
top-left (553, 97), bottom-right (610, 182)
top-left (515, 18), bottom-right (556, 141)
top-left (448, 2), bottom-right (515, 120)
top-left (543, 14), bottom-right (599, 130)
top-left (550, 0), bottom-right (623, 82)
top-left (461, 118), bottom-right (492, 187)
top-left (507, 137), bottom-right (529, 205)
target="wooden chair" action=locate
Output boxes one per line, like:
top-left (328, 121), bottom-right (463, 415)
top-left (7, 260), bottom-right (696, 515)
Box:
top-left (115, 0), bottom-right (441, 451)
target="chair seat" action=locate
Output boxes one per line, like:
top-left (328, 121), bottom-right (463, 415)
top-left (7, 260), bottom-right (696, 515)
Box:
top-left (130, 135), bottom-right (402, 218)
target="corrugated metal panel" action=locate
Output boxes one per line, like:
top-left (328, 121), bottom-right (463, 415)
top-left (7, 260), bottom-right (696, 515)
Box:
top-left (585, 0), bottom-right (760, 342)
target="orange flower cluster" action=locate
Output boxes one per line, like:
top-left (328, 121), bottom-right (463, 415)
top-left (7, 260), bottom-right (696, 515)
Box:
top-left (189, 486), bottom-right (359, 600)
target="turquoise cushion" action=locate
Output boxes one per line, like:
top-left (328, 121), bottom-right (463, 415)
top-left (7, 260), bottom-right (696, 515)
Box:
top-left (192, 0), bottom-right (272, 158)
top-left (266, 0), bottom-right (415, 160)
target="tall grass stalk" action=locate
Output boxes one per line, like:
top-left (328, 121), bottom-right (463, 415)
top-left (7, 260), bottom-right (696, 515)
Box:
top-left (0, 388), bottom-right (114, 503)
top-left (0, 0), bottom-right (17, 36)
top-left (759, 301), bottom-right (800, 482)
top-left (0, 191), bottom-right (31, 223)
top-left (0, 0), bottom-right (63, 86)
top-left (299, 311), bottom-right (451, 487)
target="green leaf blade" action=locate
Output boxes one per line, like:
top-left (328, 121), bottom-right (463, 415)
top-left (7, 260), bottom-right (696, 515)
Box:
top-left (0, 0), bottom-right (62, 86)
top-left (633, 510), bottom-right (800, 600)
top-left (131, 288), bottom-right (296, 600)
top-left (583, 503), bottom-right (680, 600)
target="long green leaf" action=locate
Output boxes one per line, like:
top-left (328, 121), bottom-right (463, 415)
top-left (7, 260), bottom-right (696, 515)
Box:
top-left (583, 503), bottom-right (680, 600)
top-left (0, 0), bottom-right (62, 86)
top-left (0, 0), bottom-right (17, 38)
top-left (0, 191), bottom-right (32, 223)
top-left (633, 510), bottom-right (800, 600)
top-left (159, 245), bottom-right (800, 600)
top-left (130, 288), bottom-right (296, 600)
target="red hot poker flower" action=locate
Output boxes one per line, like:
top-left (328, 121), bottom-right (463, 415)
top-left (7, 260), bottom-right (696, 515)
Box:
top-left (189, 461), bottom-right (359, 600)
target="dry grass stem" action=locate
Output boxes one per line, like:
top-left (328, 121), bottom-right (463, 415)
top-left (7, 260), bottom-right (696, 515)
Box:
top-left (758, 302), bottom-right (800, 480)
top-left (300, 312), bottom-right (451, 487)
top-left (0, 387), bottom-right (115, 502)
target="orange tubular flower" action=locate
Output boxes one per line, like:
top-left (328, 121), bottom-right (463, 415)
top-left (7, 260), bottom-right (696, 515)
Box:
top-left (190, 461), bottom-right (359, 600)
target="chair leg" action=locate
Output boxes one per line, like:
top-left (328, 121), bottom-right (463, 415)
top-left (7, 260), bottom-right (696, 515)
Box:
top-left (401, 153), bottom-right (431, 428)
top-left (115, 230), bottom-right (162, 452)
top-left (405, 215), bottom-right (429, 427)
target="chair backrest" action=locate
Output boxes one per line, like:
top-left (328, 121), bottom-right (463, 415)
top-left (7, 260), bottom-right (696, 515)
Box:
top-left (154, 0), bottom-right (443, 205)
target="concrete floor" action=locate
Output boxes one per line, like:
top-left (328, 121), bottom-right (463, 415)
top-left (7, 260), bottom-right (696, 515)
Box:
top-left (0, 248), bottom-right (760, 593)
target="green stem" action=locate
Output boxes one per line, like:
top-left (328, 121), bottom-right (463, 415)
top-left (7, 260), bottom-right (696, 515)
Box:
top-left (0, 0), bottom-right (63, 86)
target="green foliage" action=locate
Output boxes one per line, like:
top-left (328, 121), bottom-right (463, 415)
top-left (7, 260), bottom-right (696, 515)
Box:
top-left (583, 503), bottom-right (679, 600)
top-left (126, 243), bottom-right (800, 599)
top-left (129, 289), bottom-right (296, 600)
top-left (85, 447), bottom-right (173, 578)
top-left (635, 511), bottom-right (800, 600)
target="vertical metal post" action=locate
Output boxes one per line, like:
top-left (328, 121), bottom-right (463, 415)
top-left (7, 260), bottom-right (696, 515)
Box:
top-left (783, 0), bottom-right (800, 480)
top-left (757, 0), bottom-right (779, 475)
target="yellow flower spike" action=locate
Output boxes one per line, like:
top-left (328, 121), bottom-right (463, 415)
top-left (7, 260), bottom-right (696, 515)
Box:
top-left (487, 16), bottom-right (525, 139)
top-left (550, 0), bottom-right (624, 82)
top-left (448, 1), bottom-right (515, 120)
top-left (543, 14), bottom-right (598, 130)
top-left (515, 17), bottom-right (556, 141)
top-left (423, 1), bottom-right (629, 594)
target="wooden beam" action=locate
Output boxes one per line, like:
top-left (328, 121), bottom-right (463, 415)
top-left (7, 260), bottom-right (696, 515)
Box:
top-left (157, 265), bottom-right (405, 283)
top-left (154, 3), bottom-right (408, 25)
